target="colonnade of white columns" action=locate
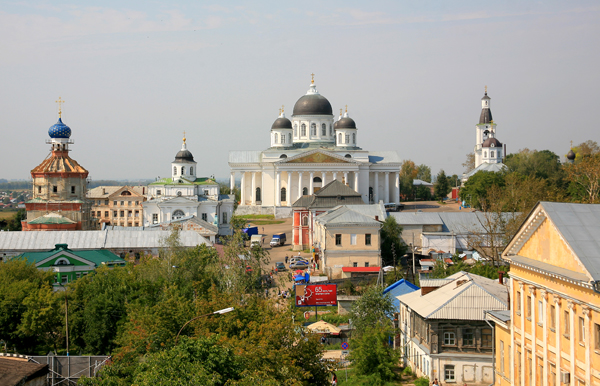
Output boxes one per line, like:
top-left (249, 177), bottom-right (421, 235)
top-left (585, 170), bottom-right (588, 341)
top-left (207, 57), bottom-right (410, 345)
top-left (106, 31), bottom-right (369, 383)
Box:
top-left (231, 170), bottom-right (400, 206)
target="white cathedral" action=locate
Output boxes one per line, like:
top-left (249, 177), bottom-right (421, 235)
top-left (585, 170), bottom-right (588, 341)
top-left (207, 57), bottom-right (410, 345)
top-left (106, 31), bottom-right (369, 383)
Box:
top-left (461, 87), bottom-right (507, 183)
top-left (229, 77), bottom-right (402, 215)
top-left (143, 136), bottom-right (235, 235)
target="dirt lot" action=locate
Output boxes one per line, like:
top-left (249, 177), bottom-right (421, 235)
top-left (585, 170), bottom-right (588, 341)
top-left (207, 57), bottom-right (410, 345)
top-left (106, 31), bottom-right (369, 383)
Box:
top-left (400, 200), bottom-right (475, 212)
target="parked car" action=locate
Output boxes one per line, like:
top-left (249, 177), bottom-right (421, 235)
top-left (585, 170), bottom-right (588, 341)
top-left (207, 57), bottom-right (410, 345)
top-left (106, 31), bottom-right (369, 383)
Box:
top-left (290, 260), bottom-right (310, 269)
top-left (275, 262), bottom-right (287, 271)
top-left (290, 256), bottom-right (308, 264)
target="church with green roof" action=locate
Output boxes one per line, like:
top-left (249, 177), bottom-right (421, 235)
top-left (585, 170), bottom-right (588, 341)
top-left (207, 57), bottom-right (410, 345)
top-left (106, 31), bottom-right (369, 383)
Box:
top-left (17, 244), bottom-right (126, 288)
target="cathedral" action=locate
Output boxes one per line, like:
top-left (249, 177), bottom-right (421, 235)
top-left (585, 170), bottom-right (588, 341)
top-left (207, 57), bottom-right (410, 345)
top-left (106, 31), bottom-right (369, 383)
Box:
top-left (142, 135), bottom-right (235, 235)
top-left (229, 76), bottom-right (402, 215)
top-left (461, 87), bottom-right (507, 183)
top-left (22, 99), bottom-right (95, 231)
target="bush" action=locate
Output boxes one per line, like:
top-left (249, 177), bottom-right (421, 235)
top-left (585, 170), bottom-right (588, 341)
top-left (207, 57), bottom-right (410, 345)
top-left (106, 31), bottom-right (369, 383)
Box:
top-left (402, 366), bottom-right (413, 377)
top-left (415, 377), bottom-right (430, 386)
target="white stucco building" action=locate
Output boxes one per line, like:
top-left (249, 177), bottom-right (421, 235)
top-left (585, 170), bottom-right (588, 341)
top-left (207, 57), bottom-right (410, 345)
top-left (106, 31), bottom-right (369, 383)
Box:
top-left (462, 87), bottom-right (508, 183)
top-left (229, 77), bottom-right (402, 216)
top-left (143, 137), bottom-right (235, 235)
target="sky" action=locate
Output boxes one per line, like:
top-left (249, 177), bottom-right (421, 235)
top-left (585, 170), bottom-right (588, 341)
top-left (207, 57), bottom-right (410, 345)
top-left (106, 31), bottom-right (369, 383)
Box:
top-left (1, 1), bottom-right (599, 181)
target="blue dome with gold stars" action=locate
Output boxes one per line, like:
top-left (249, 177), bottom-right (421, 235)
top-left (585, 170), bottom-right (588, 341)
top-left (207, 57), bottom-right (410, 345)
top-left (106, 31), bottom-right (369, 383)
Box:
top-left (48, 118), bottom-right (71, 139)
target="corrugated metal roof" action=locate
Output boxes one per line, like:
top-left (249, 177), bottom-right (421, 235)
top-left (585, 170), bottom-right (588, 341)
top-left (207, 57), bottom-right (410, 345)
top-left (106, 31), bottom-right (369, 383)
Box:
top-left (397, 271), bottom-right (508, 320)
top-left (367, 151), bottom-right (401, 164)
top-left (437, 212), bottom-right (517, 233)
top-left (463, 162), bottom-right (507, 179)
top-left (390, 212), bottom-right (443, 226)
top-left (343, 203), bottom-right (387, 220)
top-left (292, 180), bottom-right (364, 208)
top-left (419, 278), bottom-right (452, 287)
top-left (486, 309), bottom-right (511, 323)
top-left (541, 202), bottom-right (600, 281)
top-left (316, 206), bottom-right (381, 226)
top-left (383, 279), bottom-right (419, 310)
top-left (0, 230), bottom-right (210, 251)
top-left (228, 151), bottom-right (262, 163)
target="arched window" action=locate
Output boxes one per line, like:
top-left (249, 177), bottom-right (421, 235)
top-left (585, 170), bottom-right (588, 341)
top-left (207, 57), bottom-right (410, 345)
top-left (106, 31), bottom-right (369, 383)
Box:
top-left (484, 151), bottom-right (487, 158)
top-left (313, 177), bottom-right (322, 183)
top-left (55, 258), bottom-right (70, 265)
top-left (491, 151), bottom-right (495, 158)
top-left (311, 123), bottom-right (316, 136)
top-left (281, 134), bottom-right (286, 144)
top-left (301, 124), bottom-right (306, 136)
top-left (280, 154), bottom-right (287, 158)
top-left (181, 166), bottom-right (185, 175)
top-left (256, 187), bottom-right (261, 202)
top-left (274, 133), bottom-right (278, 144)
top-left (352, 133), bottom-right (356, 144)
top-left (281, 187), bottom-right (286, 202)
top-left (190, 167), bottom-right (193, 175)
top-left (172, 210), bottom-right (185, 220)
top-left (338, 133), bottom-right (342, 144)
top-left (302, 216), bottom-right (308, 226)
top-left (321, 123), bottom-right (326, 136)
top-left (303, 187), bottom-right (308, 195)
top-left (345, 134), bottom-right (350, 144)
top-left (288, 133), bottom-right (291, 143)
top-left (294, 124), bottom-right (297, 137)
top-left (329, 124), bottom-right (332, 136)
top-left (173, 166), bottom-right (177, 175)
top-left (345, 154), bottom-right (352, 158)
top-left (121, 191), bottom-right (131, 195)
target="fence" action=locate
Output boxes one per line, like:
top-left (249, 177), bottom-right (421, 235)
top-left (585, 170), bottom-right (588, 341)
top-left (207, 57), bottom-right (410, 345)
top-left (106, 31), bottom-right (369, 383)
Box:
top-left (28, 355), bottom-right (111, 386)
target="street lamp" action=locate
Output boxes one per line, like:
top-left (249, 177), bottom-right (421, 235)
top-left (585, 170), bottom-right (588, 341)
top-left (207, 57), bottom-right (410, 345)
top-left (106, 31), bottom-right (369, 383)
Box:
top-left (175, 307), bottom-right (235, 344)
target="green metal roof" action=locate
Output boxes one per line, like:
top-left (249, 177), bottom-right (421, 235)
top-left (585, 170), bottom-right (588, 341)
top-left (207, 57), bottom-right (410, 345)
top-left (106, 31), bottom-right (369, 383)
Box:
top-left (28, 214), bottom-right (76, 225)
top-left (148, 177), bottom-right (216, 186)
top-left (17, 244), bottom-right (125, 267)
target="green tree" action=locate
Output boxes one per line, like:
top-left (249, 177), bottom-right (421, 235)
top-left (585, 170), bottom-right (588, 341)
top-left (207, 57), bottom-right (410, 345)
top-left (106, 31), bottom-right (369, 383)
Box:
top-left (18, 284), bottom-right (64, 354)
top-left (462, 152), bottom-right (475, 173)
top-left (349, 326), bottom-right (400, 382)
top-left (566, 153), bottom-right (600, 203)
top-left (349, 286), bottom-right (396, 337)
top-left (459, 170), bottom-right (505, 209)
top-left (400, 160), bottom-right (417, 200)
top-left (416, 164), bottom-right (431, 183)
top-left (434, 169), bottom-right (451, 200)
top-left (380, 216), bottom-right (407, 267)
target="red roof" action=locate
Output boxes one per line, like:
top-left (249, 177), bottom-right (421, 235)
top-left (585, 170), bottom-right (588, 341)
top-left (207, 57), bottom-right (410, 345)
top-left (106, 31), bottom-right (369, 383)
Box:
top-left (341, 267), bottom-right (381, 273)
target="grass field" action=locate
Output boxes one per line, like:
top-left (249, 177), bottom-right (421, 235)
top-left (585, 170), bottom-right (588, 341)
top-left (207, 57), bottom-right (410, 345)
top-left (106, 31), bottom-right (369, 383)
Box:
top-left (0, 210), bottom-right (18, 220)
top-left (236, 214), bottom-right (275, 220)
top-left (248, 220), bottom-right (285, 225)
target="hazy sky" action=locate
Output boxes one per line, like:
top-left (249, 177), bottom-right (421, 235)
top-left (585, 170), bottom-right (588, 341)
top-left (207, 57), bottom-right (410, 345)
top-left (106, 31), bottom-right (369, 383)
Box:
top-left (1, 1), bottom-right (599, 181)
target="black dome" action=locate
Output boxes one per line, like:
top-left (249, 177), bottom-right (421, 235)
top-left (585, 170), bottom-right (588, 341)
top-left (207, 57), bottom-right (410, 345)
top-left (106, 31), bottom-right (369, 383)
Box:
top-left (293, 94), bottom-right (333, 116)
top-left (567, 149), bottom-right (576, 160)
top-left (174, 149), bottom-right (195, 162)
top-left (482, 138), bottom-right (502, 148)
top-left (271, 117), bottom-right (292, 130)
top-left (337, 117), bottom-right (356, 129)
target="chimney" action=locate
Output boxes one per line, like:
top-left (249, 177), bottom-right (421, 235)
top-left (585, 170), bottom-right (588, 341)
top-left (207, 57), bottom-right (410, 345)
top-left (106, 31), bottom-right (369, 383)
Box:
top-left (498, 271), bottom-right (505, 285)
top-left (143, 187), bottom-right (145, 195)
top-left (375, 215), bottom-right (379, 221)
top-left (102, 188), bottom-right (106, 195)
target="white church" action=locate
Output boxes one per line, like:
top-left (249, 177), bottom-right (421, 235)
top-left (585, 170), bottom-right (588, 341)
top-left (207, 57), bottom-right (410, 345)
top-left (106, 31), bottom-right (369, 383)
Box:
top-left (461, 87), bottom-right (507, 183)
top-left (143, 136), bottom-right (235, 235)
top-left (229, 76), bottom-right (402, 216)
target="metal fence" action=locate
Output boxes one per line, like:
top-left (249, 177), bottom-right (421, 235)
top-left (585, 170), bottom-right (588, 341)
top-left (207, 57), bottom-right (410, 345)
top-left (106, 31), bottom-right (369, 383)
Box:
top-left (28, 355), bottom-right (111, 386)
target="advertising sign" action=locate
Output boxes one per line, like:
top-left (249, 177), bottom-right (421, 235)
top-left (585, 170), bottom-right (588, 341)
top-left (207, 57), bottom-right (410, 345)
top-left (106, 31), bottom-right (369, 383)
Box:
top-left (295, 284), bottom-right (337, 307)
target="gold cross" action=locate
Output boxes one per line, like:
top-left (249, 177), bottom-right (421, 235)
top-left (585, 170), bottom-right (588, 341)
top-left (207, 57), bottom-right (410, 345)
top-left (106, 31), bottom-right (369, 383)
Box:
top-left (55, 97), bottom-right (65, 118)
top-left (183, 131), bottom-right (186, 143)
top-left (340, 108), bottom-right (342, 116)
top-left (345, 105), bottom-right (348, 113)
top-left (311, 73), bottom-right (315, 84)
top-left (281, 105), bottom-right (284, 113)
top-left (485, 85), bottom-right (488, 94)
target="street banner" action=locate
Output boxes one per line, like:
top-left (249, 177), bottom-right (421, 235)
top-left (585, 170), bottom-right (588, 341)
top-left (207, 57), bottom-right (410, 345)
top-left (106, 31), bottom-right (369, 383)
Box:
top-left (295, 284), bottom-right (337, 307)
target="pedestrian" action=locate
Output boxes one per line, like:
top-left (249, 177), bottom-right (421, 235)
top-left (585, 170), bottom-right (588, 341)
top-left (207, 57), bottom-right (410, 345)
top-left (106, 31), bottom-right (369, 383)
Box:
top-left (285, 255), bottom-right (289, 264)
top-left (432, 378), bottom-right (439, 386)
top-left (331, 373), bottom-right (337, 386)
top-left (265, 288), bottom-right (269, 297)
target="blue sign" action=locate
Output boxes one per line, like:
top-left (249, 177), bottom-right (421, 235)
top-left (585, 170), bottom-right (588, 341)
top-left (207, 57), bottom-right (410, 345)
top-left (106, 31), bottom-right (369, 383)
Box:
top-left (341, 342), bottom-right (349, 350)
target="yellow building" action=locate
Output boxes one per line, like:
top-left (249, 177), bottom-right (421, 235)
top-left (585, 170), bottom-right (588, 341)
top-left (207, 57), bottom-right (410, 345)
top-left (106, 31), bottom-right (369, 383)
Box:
top-left (87, 186), bottom-right (146, 227)
top-left (313, 205), bottom-right (382, 278)
top-left (499, 202), bottom-right (600, 386)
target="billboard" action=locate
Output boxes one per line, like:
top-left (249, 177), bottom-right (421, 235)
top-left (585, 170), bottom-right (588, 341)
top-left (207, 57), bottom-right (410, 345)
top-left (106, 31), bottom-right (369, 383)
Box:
top-left (295, 284), bottom-right (337, 307)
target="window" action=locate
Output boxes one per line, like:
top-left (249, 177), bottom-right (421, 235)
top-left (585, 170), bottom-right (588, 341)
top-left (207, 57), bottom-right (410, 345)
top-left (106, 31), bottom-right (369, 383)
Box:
top-left (549, 364), bottom-right (556, 386)
top-left (201, 213), bottom-right (207, 222)
top-left (321, 123), bottom-right (326, 136)
top-left (517, 291), bottom-right (521, 314)
top-left (174, 166), bottom-right (177, 175)
top-left (288, 133), bottom-right (291, 143)
top-left (596, 323), bottom-right (600, 350)
top-left (527, 295), bottom-right (532, 318)
top-left (128, 201), bottom-right (132, 206)
top-left (345, 134), bottom-right (349, 143)
top-left (222, 212), bottom-right (228, 224)
top-left (113, 211), bottom-right (117, 217)
top-left (120, 211), bottom-right (124, 217)
top-left (294, 124), bottom-right (297, 137)
top-left (365, 234), bottom-right (371, 245)
top-left (538, 301), bottom-right (544, 324)
top-left (281, 187), bottom-right (287, 202)
top-left (329, 124), bottom-right (332, 136)
top-left (301, 124), bottom-right (306, 136)
top-left (444, 365), bottom-right (455, 381)
top-left (105, 200), bottom-right (109, 205)
top-left (311, 123), bottom-right (316, 135)
top-left (127, 211), bottom-right (132, 217)
top-left (491, 151), bottom-right (495, 158)
top-left (104, 211), bottom-right (108, 217)
top-left (302, 216), bottom-right (308, 226)
top-left (37, 186), bottom-right (41, 193)
top-left (302, 187), bottom-right (308, 195)
top-left (172, 210), bottom-right (185, 219)
top-left (181, 166), bottom-right (185, 175)
top-left (551, 305), bottom-right (556, 329)
top-left (274, 133), bottom-right (278, 143)
top-left (152, 213), bottom-right (158, 224)
top-left (190, 167), bottom-right (193, 175)
top-left (256, 187), bottom-right (261, 202)
top-left (500, 341), bottom-right (505, 374)
top-left (579, 317), bottom-right (586, 343)
top-left (352, 133), bottom-right (356, 144)
top-left (364, 262), bottom-right (369, 267)
top-left (157, 189), bottom-right (162, 195)
top-left (353, 262), bottom-right (357, 267)
top-left (70, 185), bottom-right (75, 194)
top-left (443, 330), bottom-right (456, 345)
top-left (281, 134), bottom-right (286, 144)
top-left (338, 133), bottom-right (342, 144)
top-left (564, 311), bottom-right (570, 336)
top-left (113, 200), bottom-right (117, 206)
top-left (204, 189), bottom-right (209, 196)
top-left (120, 201), bottom-right (124, 206)
top-left (53, 186), bottom-right (57, 193)
top-left (482, 328), bottom-right (492, 347)
top-left (135, 201), bottom-right (139, 206)
top-left (463, 328), bottom-right (474, 346)
top-left (135, 210), bottom-right (139, 217)
top-left (91, 211), bottom-right (95, 217)
top-left (484, 151), bottom-right (487, 157)
top-left (350, 234), bottom-right (357, 245)
top-left (335, 234), bottom-right (342, 245)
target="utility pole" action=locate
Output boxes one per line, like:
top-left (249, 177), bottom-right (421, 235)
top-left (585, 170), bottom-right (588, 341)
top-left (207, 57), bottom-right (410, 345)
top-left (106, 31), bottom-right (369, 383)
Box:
top-left (64, 289), bottom-right (69, 356)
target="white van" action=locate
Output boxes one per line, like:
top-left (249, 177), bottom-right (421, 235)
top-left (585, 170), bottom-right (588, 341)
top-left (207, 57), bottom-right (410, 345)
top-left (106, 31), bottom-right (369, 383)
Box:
top-left (250, 234), bottom-right (265, 247)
